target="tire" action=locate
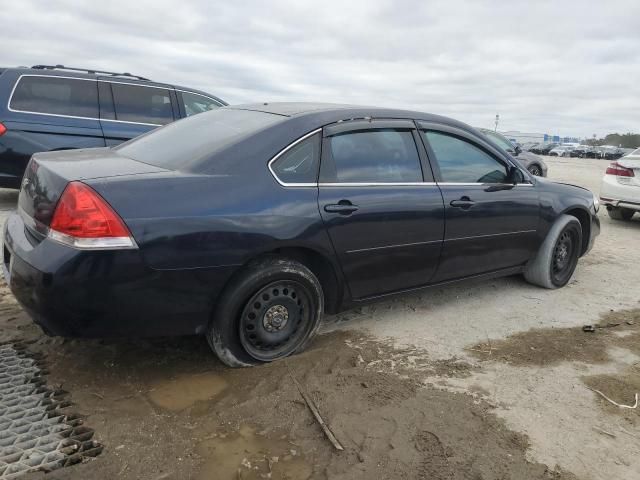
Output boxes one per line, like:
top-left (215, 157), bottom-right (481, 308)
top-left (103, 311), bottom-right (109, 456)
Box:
top-left (206, 256), bottom-right (324, 367)
top-left (527, 164), bottom-right (543, 177)
top-left (607, 207), bottom-right (635, 221)
top-left (524, 215), bottom-right (583, 289)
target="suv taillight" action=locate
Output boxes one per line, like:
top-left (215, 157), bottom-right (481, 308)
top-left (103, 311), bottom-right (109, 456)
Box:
top-left (0, 122), bottom-right (6, 136)
top-left (606, 162), bottom-right (635, 177)
top-left (48, 181), bottom-right (137, 249)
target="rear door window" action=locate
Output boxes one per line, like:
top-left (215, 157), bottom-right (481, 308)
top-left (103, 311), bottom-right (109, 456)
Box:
top-left (110, 83), bottom-right (174, 125)
top-left (322, 129), bottom-right (423, 183)
top-left (9, 76), bottom-right (99, 118)
top-left (423, 131), bottom-right (508, 183)
top-left (180, 91), bottom-right (222, 117)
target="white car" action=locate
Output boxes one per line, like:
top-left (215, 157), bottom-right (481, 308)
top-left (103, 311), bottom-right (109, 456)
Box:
top-left (548, 146), bottom-right (574, 157)
top-left (600, 148), bottom-right (640, 220)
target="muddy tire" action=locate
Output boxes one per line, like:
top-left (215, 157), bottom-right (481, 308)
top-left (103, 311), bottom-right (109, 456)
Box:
top-left (607, 207), bottom-right (635, 221)
top-left (524, 214), bottom-right (583, 289)
top-left (207, 257), bottom-right (324, 367)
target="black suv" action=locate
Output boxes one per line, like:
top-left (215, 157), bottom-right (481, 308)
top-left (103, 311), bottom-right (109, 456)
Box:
top-left (0, 65), bottom-right (227, 188)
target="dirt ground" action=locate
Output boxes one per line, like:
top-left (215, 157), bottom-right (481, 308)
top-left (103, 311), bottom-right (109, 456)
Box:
top-left (1, 156), bottom-right (639, 479)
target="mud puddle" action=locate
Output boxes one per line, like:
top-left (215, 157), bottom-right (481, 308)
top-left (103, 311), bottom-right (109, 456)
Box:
top-left (196, 425), bottom-right (312, 480)
top-left (148, 372), bottom-right (228, 411)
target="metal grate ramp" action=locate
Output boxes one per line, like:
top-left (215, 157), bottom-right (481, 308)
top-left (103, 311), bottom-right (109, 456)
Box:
top-left (0, 344), bottom-right (102, 478)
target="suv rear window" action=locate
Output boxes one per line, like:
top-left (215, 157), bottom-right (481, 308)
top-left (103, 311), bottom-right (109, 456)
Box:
top-left (115, 108), bottom-right (282, 169)
top-left (111, 83), bottom-right (173, 125)
top-left (10, 76), bottom-right (98, 118)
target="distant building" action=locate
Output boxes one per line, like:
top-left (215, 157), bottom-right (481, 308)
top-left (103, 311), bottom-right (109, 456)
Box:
top-left (500, 130), bottom-right (581, 145)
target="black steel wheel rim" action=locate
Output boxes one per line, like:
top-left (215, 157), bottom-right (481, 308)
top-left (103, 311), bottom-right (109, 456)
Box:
top-left (239, 280), bottom-right (313, 361)
top-left (529, 166), bottom-right (541, 176)
top-left (551, 229), bottom-right (577, 284)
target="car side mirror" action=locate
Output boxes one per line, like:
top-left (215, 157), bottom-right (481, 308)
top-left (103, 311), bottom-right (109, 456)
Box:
top-left (514, 145), bottom-right (522, 156)
top-left (506, 166), bottom-right (525, 184)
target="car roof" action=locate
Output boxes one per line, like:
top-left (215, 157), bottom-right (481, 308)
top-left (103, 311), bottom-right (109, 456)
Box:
top-left (228, 102), bottom-right (471, 128)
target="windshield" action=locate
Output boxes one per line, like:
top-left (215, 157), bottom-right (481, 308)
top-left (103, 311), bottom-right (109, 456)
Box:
top-left (629, 148), bottom-right (640, 156)
top-left (115, 108), bottom-right (284, 170)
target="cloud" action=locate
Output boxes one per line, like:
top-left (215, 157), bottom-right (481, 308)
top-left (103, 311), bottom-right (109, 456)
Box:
top-left (2, 0), bottom-right (638, 137)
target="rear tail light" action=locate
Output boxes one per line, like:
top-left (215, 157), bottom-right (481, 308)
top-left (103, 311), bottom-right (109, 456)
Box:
top-left (606, 162), bottom-right (635, 177)
top-left (0, 122), bottom-right (6, 136)
top-left (48, 181), bottom-right (137, 249)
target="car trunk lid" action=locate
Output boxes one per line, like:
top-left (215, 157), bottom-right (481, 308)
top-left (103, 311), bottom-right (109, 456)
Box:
top-left (18, 148), bottom-right (168, 229)
top-left (617, 156), bottom-right (640, 187)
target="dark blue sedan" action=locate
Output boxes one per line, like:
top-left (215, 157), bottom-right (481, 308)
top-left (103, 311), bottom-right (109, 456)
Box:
top-left (2, 103), bottom-right (600, 366)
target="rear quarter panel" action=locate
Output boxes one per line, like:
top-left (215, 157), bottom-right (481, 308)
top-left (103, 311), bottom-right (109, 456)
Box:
top-left (87, 172), bottom-right (338, 272)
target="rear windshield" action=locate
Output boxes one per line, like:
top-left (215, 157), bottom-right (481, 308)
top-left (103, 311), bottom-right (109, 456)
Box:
top-left (115, 108), bottom-right (283, 169)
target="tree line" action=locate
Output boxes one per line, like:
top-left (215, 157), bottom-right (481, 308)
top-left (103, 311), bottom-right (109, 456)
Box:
top-left (585, 133), bottom-right (640, 148)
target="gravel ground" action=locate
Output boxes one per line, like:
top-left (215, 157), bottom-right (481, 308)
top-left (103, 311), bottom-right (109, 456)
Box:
top-left (0, 156), bottom-right (638, 480)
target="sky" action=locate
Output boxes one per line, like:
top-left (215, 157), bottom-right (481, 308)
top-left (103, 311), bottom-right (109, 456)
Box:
top-left (2, 0), bottom-right (638, 138)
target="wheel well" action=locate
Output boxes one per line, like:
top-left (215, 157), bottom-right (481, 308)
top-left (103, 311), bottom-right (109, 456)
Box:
top-left (564, 208), bottom-right (590, 255)
top-left (269, 247), bottom-right (343, 314)
top-left (223, 247), bottom-right (343, 315)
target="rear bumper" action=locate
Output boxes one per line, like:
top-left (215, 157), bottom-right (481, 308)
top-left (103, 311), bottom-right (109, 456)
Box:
top-left (600, 175), bottom-right (640, 211)
top-left (3, 211), bottom-right (236, 338)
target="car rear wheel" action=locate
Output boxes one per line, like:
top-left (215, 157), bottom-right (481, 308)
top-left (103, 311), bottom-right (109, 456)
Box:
top-left (207, 257), bottom-right (324, 367)
top-left (607, 207), bottom-right (635, 221)
top-left (524, 214), bottom-right (583, 289)
top-left (527, 164), bottom-right (543, 176)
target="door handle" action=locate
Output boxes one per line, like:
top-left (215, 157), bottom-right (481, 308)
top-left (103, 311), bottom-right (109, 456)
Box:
top-left (324, 201), bottom-right (359, 215)
top-left (450, 196), bottom-right (475, 209)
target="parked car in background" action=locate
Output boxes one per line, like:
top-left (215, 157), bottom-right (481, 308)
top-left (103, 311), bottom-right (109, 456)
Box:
top-left (479, 129), bottom-right (548, 176)
top-left (527, 143), bottom-right (544, 154)
top-left (600, 147), bottom-right (640, 220)
top-left (570, 146), bottom-right (593, 157)
top-left (3, 103), bottom-right (599, 367)
top-left (549, 146), bottom-right (574, 157)
top-left (584, 147), bottom-right (600, 159)
top-left (529, 143), bottom-right (558, 155)
top-left (0, 65), bottom-right (227, 188)
top-left (601, 146), bottom-right (625, 160)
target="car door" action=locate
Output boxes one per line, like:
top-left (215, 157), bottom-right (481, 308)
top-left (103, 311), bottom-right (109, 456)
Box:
top-left (417, 123), bottom-right (540, 282)
top-left (98, 80), bottom-right (176, 146)
top-left (318, 120), bottom-right (445, 299)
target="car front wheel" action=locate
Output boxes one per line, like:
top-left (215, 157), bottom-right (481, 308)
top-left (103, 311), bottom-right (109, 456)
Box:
top-left (207, 257), bottom-right (324, 367)
top-left (607, 207), bottom-right (635, 221)
top-left (524, 214), bottom-right (583, 289)
top-left (527, 164), bottom-right (543, 176)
